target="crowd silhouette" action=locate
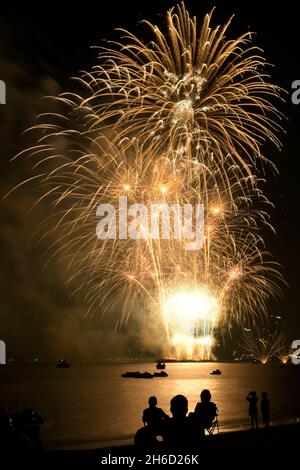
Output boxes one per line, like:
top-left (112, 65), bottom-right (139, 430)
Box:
top-left (0, 388), bottom-right (271, 454)
top-left (135, 389), bottom-right (219, 449)
top-left (136, 389), bottom-right (271, 449)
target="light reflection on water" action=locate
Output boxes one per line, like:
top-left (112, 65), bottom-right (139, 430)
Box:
top-left (0, 362), bottom-right (299, 449)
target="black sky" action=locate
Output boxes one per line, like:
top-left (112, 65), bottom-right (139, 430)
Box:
top-left (0, 1), bottom-right (300, 359)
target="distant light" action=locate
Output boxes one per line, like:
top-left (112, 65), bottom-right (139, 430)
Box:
top-left (244, 328), bottom-right (251, 332)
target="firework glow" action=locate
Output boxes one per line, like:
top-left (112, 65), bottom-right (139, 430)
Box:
top-left (240, 329), bottom-right (288, 364)
top-left (12, 2), bottom-right (285, 359)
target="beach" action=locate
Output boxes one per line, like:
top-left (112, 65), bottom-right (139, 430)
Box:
top-left (35, 423), bottom-right (300, 467)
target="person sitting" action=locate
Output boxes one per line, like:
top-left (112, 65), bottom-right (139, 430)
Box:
top-left (142, 396), bottom-right (168, 431)
top-left (1, 406), bottom-right (38, 455)
top-left (135, 396), bottom-right (168, 449)
top-left (20, 408), bottom-right (44, 451)
top-left (193, 389), bottom-right (218, 431)
top-left (162, 395), bottom-right (198, 448)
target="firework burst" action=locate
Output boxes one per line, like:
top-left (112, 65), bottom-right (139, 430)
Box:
top-left (11, 3), bottom-right (285, 359)
top-left (240, 329), bottom-right (286, 364)
top-left (83, 2), bottom-right (283, 183)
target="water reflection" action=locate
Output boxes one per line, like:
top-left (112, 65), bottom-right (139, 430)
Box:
top-left (0, 362), bottom-right (299, 449)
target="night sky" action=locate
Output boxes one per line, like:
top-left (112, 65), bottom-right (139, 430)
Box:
top-left (1, 1), bottom-right (299, 360)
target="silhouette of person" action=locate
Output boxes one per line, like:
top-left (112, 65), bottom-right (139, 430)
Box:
top-left (193, 389), bottom-right (218, 431)
top-left (135, 396), bottom-right (168, 449)
top-left (162, 395), bottom-right (198, 448)
top-left (142, 396), bottom-right (168, 431)
top-left (246, 391), bottom-right (258, 429)
top-left (1, 406), bottom-right (37, 455)
top-left (19, 408), bottom-right (44, 451)
top-left (261, 392), bottom-right (270, 428)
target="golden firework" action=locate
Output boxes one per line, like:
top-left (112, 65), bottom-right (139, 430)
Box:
top-left (11, 3), bottom-right (285, 359)
top-left (86, 2), bottom-right (283, 185)
top-left (240, 329), bottom-right (287, 364)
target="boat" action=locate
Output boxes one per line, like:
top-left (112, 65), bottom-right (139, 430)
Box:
top-left (56, 359), bottom-right (70, 368)
top-left (156, 362), bottom-right (166, 370)
top-left (153, 371), bottom-right (168, 377)
top-left (210, 369), bottom-right (222, 375)
top-left (121, 371), bottom-right (153, 379)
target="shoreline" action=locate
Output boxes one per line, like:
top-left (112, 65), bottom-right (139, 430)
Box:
top-left (41, 423), bottom-right (300, 466)
top-left (43, 415), bottom-right (300, 450)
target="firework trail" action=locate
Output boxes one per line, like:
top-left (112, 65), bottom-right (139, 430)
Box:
top-left (11, 3), bottom-right (284, 359)
top-left (276, 335), bottom-right (292, 364)
top-left (240, 329), bottom-right (287, 364)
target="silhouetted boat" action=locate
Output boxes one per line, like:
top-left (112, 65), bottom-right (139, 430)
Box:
top-left (153, 371), bottom-right (168, 377)
top-left (156, 362), bottom-right (166, 369)
top-left (210, 369), bottom-right (222, 375)
top-left (56, 359), bottom-right (70, 368)
top-left (122, 371), bottom-right (153, 379)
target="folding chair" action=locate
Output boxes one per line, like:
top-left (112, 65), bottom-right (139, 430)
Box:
top-left (205, 417), bottom-right (219, 435)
